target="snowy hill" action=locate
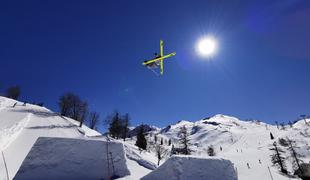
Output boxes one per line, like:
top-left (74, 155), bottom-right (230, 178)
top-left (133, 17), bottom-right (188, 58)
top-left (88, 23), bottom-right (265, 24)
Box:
top-left (155, 114), bottom-right (310, 180)
top-left (0, 96), bottom-right (309, 179)
top-left (0, 96), bottom-right (156, 180)
top-left (0, 97), bottom-right (103, 179)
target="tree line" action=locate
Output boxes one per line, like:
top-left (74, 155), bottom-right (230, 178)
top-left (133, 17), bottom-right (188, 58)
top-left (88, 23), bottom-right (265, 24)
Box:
top-left (0, 85), bottom-right (21, 100)
top-left (58, 92), bottom-right (100, 129)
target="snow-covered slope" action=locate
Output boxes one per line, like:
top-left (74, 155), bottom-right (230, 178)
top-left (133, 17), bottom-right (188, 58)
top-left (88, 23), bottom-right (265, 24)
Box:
top-left (0, 96), bottom-right (156, 180)
top-left (0, 96), bottom-right (309, 180)
top-left (0, 97), bottom-right (103, 179)
top-left (157, 114), bottom-right (310, 180)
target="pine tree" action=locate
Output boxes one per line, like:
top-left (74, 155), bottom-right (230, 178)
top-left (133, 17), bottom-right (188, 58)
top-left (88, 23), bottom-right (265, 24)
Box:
top-left (160, 138), bottom-right (163, 145)
top-left (270, 132), bottom-right (274, 140)
top-left (207, 145), bottom-right (216, 156)
top-left (108, 112), bottom-right (122, 139)
top-left (270, 142), bottom-right (287, 174)
top-left (136, 125), bottom-right (147, 150)
top-left (179, 126), bottom-right (190, 155)
top-left (168, 139), bottom-right (171, 146)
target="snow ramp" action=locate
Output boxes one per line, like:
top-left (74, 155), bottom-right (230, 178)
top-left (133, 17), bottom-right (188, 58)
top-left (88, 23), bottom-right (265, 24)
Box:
top-left (13, 137), bottom-right (130, 180)
top-left (141, 155), bottom-right (238, 180)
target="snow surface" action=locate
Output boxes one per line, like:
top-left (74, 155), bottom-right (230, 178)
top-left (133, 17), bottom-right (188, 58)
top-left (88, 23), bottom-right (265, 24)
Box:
top-left (14, 137), bottom-right (130, 180)
top-left (1, 96), bottom-right (309, 180)
top-left (0, 96), bottom-right (154, 180)
top-left (141, 155), bottom-right (237, 180)
top-left (0, 97), bottom-right (104, 179)
top-left (157, 114), bottom-right (310, 180)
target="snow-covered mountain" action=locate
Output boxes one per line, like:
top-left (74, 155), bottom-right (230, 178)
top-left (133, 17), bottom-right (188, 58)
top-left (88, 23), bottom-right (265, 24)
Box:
top-left (127, 124), bottom-right (159, 138)
top-left (0, 96), bottom-right (309, 179)
top-left (121, 114), bottom-right (310, 179)
top-left (153, 114), bottom-right (310, 180)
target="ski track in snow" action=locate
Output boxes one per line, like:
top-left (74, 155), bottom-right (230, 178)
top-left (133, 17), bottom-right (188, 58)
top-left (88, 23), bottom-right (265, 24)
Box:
top-left (0, 113), bottom-right (31, 151)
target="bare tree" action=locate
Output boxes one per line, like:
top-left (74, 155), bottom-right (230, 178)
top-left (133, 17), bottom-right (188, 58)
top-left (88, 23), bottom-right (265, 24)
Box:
top-left (88, 111), bottom-right (100, 130)
top-left (275, 121), bottom-right (279, 129)
top-left (6, 86), bottom-right (20, 100)
top-left (280, 123), bottom-right (285, 130)
top-left (58, 92), bottom-right (78, 117)
top-left (77, 101), bottom-right (88, 127)
top-left (121, 113), bottom-right (130, 141)
top-left (58, 92), bottom-right (88, 127)
top-left (288, 121), bottom-right (293, 128)
top-left (287, 138), bottom-right (303, 173)
top-left (155, 144), bottom-right (168, 166)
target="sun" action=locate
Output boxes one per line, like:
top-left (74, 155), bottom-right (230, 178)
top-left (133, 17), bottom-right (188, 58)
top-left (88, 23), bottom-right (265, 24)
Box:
top-left (196, 36), bottom-right (217, 57)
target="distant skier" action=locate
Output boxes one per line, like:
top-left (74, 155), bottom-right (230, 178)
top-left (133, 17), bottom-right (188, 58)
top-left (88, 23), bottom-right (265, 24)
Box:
top-left (247, 163), bottom-right (250, 169)
top-left (220, 146), bottom-right (222, 151)
top-left (259, 159), bottom-right (261, 164)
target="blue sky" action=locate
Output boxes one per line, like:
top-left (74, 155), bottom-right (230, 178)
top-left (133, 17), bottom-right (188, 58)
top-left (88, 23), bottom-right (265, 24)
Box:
top-left (0, 0), bottom-right (310, 127)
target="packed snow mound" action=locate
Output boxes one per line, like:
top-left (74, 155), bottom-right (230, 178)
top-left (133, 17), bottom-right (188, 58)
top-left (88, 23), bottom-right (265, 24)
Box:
top-left (14, 137), bottom-right (130, 180)
top-left (123, 143), bottom-right (157, 170)
top-left (141, 155), bottom-right (237, 180)
top-left (0, 96), bottom-right (102, 178)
